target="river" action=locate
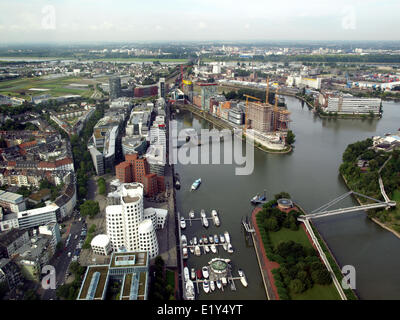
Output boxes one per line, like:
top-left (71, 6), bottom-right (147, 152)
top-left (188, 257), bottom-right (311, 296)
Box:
top-left (174, 96), bottom-right (400, 300)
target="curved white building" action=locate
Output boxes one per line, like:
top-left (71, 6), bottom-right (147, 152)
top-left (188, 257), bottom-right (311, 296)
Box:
top-left (91, 234), bottom-right (112, 256)
top-left (106, 183), bottom-right (159, 258)
top-left (138, 219), bottom-right (158, 259)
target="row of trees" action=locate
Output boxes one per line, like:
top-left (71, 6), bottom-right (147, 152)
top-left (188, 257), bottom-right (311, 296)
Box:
top-left (97, 178), bottom-right (106, 195)
top-left (148, 256), bottom-right (175, 300)
top-left (56, 262), bottom-right (86, 300)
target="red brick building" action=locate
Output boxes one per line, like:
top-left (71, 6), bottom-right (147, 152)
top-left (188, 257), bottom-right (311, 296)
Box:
top-left (115, 153), bottom-right (165, 197)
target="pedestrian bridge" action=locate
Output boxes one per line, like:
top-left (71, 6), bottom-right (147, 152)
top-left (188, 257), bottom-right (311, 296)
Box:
top-left (298, 191), bottom-right (396, 220)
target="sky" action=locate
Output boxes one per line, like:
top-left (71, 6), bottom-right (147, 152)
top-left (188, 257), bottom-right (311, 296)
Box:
top-left (0, 0), bottom-right (399, 43)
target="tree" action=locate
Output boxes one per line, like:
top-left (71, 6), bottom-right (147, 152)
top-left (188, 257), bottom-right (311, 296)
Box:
top-left (286, 130), bottom-right (296, 145)
top-left (311, 269), bottom-right (332, 285)
top-left (289, 279), bottom-right (305, 294)
top-left (79, 200), bottom-right (100, 218)
top-left (264, 217), bottom-right (279, 232)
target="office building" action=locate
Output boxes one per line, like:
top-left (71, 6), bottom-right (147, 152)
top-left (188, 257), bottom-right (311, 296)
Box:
top-left (109, 77), bottom-right (122, 100)
top-left (77, 251), bottom-right (149, 300)
top-left (91, 234), bottom-right (112, 256)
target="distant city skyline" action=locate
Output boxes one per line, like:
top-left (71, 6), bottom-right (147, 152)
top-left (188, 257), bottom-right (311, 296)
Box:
top-left (0, 0), bottom-right (399, 43)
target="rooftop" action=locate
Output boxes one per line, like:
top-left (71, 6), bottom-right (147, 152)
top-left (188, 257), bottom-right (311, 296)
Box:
top-left (77, 265), bottom-right (109, 300)
top-left (109, 251), bottom-right (148, 269)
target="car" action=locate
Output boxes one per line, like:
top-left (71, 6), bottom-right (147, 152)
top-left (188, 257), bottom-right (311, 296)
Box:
top-left (74, 235), bottom-right (78, 240)
top-left (78, 217), bottom-right (82, 222)
top-left (67, 252), bottom-right (71, 258)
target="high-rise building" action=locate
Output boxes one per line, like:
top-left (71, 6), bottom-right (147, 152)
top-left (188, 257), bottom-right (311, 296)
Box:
top-left (158, 78), bottom-right (166, 99)
top-left (105, 183), bottom-right (159, 258)
top-left (247, 102), bottom-right (273, 133)
top-left (109, 77), bottom-right (121, 100)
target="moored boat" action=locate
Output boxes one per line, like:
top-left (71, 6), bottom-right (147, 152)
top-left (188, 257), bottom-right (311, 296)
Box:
top-left (204, 245), bottom-right (210, 253)
top-left (238, 269), bottom-right (248, 287)
top-left (182, 247), bottom-right (188, 259)
top-left (185, 279), bottom-right (195, 300)
top-left (196, 270), bottom-right (202, 279)
top-left (213, 215), bottom-right (220, 227)
top-left (210, 244), bottom-right (217, 254)
top-left (227, 243), bottom-right (234, 254)
top-left (180, 216), bottom-right (186, 229)
top-left (214, 234), bottom-right (219, 244)
top-left (221, 277), bottom-right (227, 286)
top-left (216, 280), bottom-right (222, 289)
top-left (224, 231), bottom-right (230, 243)
top-left (184, 267), bottom-right (190, 281)
top-left (219, 234), bottom-right (225, 243)
top-left (191, 268), bottom-right (196, 280)
top-left (181, 234), bottom-right (187, 246)
top-left (202, 216), bottom-right (209, 228)
top-left (200, 209), bottom-right (206, 218)
top-left (202, 235), bottom-right (208, 244)
top-left (210, 280), bottom-right (215, 292)
top-left (189, 246), bottom-right (194, 254)
top-left (189, 209), bottom-right (195, 219)
top-left (223, 243), bottom-right (228, 251)
top-left (194, 245), bottom-right (201, 256)
top-left (203, 279), bottom-right (210, 293)
top-left (202, 266), bottom-right (209, 279)
top-left (208, 235), bottom-right (214, 244)
top-left (193, 237), bottom-right (198, 245)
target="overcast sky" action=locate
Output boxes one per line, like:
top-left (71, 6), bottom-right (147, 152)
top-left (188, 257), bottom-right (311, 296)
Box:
top-left (0, 0), bottom-right (399, 43)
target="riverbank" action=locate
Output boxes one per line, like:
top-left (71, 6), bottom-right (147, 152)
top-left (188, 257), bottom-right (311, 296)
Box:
top-left (251, 207), bottom-right (279, 300)
top-left (341, 174), bottom-right (400, 240)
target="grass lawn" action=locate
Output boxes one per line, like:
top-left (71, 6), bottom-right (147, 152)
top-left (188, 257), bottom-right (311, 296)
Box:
top-left (392, 189), bottom-right (400, 202)
top-left (269, 227), bottom-right (313, 249)
top-left (166, 269), bottom-right (175, 289)
top-left (0, 76), bottom-right (96, 99)
top-left (291, 284), bottom-right (341, 300)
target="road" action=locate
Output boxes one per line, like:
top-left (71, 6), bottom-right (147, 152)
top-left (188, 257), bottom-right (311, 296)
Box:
top-left (41, 212), bottom-right (86, 300)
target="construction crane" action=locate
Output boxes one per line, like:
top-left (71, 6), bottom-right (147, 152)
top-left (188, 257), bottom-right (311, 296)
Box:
top-left (244, 94), bottom-right (261, 132)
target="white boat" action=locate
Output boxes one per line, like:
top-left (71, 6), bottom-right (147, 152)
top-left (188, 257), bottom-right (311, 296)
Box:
top-left (213, 216), bottom-right (220, 227)
top-left (224, 231), bottom-right (231, 243)
top-left (191, 178), bottom-right (201, 191)
top-left (191, 268), bottom-right (196, 280)
top-left (202, 266), bottom-right (209, 279)
top-left (184, 267), bottom-right (190, 281)
top-left (221, 277), bottom-right (227, 286)
top-left (203, 279), bottom-right (210, 293)
top-left (204, 245), bottom-right (210, 253)
top-left (200, 209), bottom-right (206, 218)
top-left (214, 234), bottom-right (219, 244)
top-left (211, 210), bottom-right (218, 217)
top-left (210, 280), bottom-right (215, 292)
top-left (238, 269), bottom-right (248, 288)
top-left (189, 239), bottom-right (193, 246)
top-left (189, 209), bottom-right (195, 219)
top-left (185, 279), bottom-right (195, 300)
top-left (203, 245), bottom-right (207, 255)
top-left (223, 243), bottom-right (228, 251)
top-left (180, 217), bottom-right (186, 229)
top-left (181, 235), bottom-right (187, 246)
top-left (202, 217), bottom-right (209, 228)
top-left (189, 246), bottom-right (194, 254)
top-left (227, 243), bottom-right (234, 254)
top-left (208, 235), bottom-right (214, 244)
top-left (210, 244), bottom-right (217, 254)
top-left (216, 280), bottom-right (222, 289)
top-left (182, 247), bottom-right (188, 259)
top-left (199, 238), bottom-right (203, 245)
top-left (202, 235), bottom-right (208, 244)
top-left (193, 237), bottom-right (198, 245)
top-left (219, 234), bottom-right (225, 243)
top-left (194, 245), bottom-right (201, 256)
